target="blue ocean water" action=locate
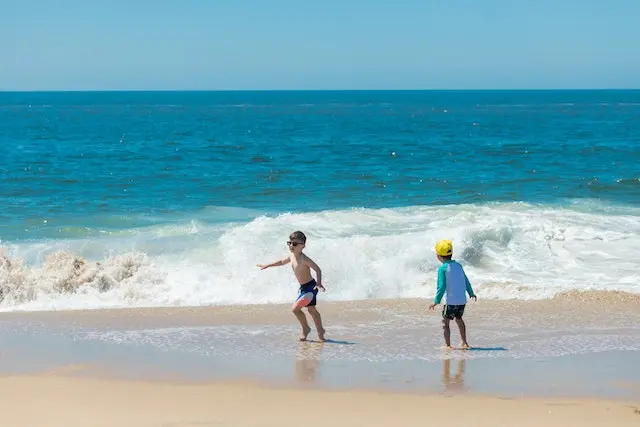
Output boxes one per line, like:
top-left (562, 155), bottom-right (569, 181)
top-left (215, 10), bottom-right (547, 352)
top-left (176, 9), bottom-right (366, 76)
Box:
top-left (0, 90), bottom-right (639, 310)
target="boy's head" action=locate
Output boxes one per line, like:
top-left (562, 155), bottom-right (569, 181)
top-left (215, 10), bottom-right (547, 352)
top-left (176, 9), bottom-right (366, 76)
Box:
top-left (435, 239), bottom-right (453, 262)
top-left (287, 231), bottom-right (307, 253)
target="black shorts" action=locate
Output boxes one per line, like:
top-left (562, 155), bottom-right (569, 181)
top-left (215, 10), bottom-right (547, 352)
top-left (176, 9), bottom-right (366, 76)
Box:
top-left (442, 304), bottom-right (465, 320)
top-left (296, 279), bottom-right (318, 307)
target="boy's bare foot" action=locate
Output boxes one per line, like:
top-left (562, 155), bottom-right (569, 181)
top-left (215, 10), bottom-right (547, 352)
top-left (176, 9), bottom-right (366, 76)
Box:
top-left (318, 328), bottom-right (326, 341)
top-left (299, 327), bottom-right (311, 341)
top-left (459, 342), bottom-right (471, 349)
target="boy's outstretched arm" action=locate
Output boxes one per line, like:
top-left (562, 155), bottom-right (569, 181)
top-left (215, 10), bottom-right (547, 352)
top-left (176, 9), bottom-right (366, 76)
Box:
top-left (304, 255), bottom-right (325, 291)
top-left (464, 273), bottom-right (477, 301)
top-left (257, 256), bottom-right (290, 270)
top-left (429, 266), bottom-right (447, 310)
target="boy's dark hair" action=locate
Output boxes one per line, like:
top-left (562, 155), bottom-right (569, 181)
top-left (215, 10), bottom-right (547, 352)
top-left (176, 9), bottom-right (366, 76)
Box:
top-left (290, 231), bottom-right (307, 243)
top-left (440, 255), bottom-right (452, 260)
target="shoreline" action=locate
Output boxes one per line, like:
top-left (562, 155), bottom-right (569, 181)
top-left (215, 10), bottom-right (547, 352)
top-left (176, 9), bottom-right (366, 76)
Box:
top-left (1, 295), bottom-right (639, 402)
top-left (2, 288), bottom-right (639, 315)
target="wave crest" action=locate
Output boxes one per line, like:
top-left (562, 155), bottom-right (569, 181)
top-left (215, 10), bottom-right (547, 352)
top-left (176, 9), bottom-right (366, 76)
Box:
top-left (0, 250), bottom-right (157, 306)
top-left (1, 201), bottom-right (639, 311)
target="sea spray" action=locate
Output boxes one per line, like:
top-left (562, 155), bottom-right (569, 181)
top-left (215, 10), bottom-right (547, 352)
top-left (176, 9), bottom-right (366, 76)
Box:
top-left (1, 202), bottom-right (639, 311)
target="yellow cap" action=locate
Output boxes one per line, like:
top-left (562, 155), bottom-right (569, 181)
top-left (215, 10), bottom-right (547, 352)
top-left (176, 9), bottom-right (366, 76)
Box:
top-left (435, 239), bottom-right (453, 256)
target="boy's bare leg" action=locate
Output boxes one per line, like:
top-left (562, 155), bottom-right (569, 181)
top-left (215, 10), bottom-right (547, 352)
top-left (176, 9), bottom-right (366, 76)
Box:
top-left (292, 306), bottom-right (311, 341)
top-left (442, 318), bottom-right (452, 348)
top-left (455, 317), bottom-right (470, 348)
top-left (307, 306), bottom-right (326, 341)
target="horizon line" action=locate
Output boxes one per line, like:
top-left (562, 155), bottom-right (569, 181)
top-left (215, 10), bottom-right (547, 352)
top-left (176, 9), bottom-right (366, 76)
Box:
top-left (1, 88), bottom-right (639, 93)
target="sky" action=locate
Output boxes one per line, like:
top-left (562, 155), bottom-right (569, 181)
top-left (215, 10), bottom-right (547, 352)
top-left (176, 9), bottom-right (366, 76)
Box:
top-left (1, 0), bottom-right (639, 91)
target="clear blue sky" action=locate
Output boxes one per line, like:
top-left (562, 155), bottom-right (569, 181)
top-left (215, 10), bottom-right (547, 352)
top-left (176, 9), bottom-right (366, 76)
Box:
top-left (2, 0), bottom-right (639, 90)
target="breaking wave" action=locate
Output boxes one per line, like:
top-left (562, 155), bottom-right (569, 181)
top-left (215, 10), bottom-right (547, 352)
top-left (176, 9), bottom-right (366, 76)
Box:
top-left (1, 201), bottom-right (639, 311)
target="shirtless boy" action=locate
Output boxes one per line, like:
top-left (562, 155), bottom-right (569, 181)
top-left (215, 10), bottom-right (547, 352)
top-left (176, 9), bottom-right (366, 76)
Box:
top-left (257, 231), bottom-right (327, 341)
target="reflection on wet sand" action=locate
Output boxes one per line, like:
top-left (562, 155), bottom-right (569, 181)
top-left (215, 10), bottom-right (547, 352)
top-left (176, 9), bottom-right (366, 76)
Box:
top-left (442, 357), bottom-right (466, 394)
top-left (294, 342), bottom-right (325, 384)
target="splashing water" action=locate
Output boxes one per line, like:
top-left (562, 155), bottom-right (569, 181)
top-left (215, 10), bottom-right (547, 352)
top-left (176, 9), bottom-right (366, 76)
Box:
top-left (1, 201), bottom-right (639, 311)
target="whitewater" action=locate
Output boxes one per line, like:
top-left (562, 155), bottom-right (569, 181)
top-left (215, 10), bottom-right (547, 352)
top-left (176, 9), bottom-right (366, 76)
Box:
top-left (1, 200), bottom-right (638, 312)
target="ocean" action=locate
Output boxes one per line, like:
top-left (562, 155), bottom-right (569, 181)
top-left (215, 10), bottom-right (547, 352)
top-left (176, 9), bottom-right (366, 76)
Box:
top-left (1, 90), bottom-right (639, 311)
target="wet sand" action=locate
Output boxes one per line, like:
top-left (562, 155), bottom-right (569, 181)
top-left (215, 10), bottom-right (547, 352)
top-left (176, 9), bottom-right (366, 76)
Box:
top-left (1, 292), bottom-right (639, 398)
top-left (3, 289), bottom-right (639, 328)
top-left (0, 292), bottom-right (639, 425)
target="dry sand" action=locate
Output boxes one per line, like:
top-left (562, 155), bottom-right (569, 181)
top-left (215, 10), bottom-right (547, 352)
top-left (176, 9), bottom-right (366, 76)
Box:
top-left (0, 373), bottom-right (638, 427)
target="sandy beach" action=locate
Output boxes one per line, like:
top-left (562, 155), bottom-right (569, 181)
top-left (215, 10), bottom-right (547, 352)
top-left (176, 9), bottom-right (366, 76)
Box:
top-left (1, 292), bottom-right (639, 426)
top-left (1, 374), bottom-right (638, 427)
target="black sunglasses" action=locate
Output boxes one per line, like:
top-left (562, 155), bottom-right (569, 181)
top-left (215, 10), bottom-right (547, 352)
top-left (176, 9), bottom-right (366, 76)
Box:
top-left (287, 241), bottom-right (302, 246)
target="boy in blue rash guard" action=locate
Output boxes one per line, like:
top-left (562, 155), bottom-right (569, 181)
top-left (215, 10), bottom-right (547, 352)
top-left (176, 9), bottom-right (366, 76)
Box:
top-left (429, 239), bottom-right (477, 349)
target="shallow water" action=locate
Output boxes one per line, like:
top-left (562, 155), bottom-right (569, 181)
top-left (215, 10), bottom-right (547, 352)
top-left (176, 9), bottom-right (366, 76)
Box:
top-left (1, 298), bottom-right (638, 398)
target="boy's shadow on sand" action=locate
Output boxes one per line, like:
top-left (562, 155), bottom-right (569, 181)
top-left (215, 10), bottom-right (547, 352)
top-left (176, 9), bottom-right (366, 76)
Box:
top-left (466, 346), bottom-right (507, 351)
top-left (439, 346), bottom-right (508, 352)
top-left (303, 338), bottom-right (356, 345)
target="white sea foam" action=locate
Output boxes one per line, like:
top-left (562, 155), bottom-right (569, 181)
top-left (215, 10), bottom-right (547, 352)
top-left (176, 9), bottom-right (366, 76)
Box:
top-left (1, 201), bottom-right (639, 311)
